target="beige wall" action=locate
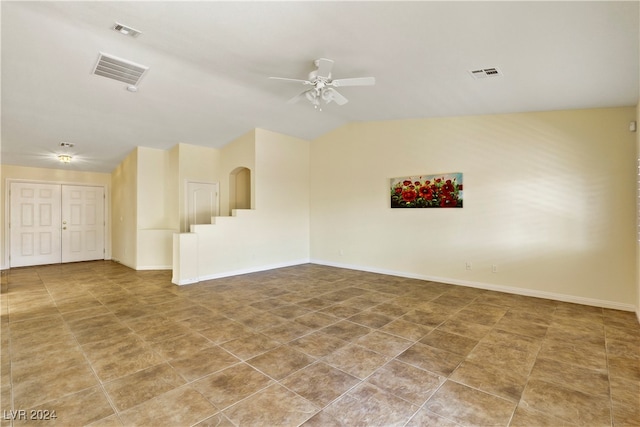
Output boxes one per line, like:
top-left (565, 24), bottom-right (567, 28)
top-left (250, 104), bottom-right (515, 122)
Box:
top-left (637, 103), bottom-right (640, 319)
top-left (111, 149), bottom-right (137, 269)
top-left (1, 164), bottom-right (112, 269)
top-left (255, 128), bottom-right (310, 261)
top-left (173, 129), bottom-right (310, 283)
top-left (311, 107), bottom-right (637, 310)
top-left (220, 130), bottom-right (256, 216)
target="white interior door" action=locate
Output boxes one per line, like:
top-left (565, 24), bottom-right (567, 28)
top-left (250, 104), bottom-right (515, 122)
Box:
top-left (61, 185), bottom-right (105, 263)
top-left (10, 182), bottom-right (105, 267)
top-left (10, 183), bottom-right (62, 267)
top-left (186, 181), bottom-right (219, 231)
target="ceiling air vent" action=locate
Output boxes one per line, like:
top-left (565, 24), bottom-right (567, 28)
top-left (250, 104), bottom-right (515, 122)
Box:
top-left (469, 67), bottom-right (503, 79)
top-left (113, 22), bottom-right (142, 38)
top-left (92, 52), bottom-right (148, 86)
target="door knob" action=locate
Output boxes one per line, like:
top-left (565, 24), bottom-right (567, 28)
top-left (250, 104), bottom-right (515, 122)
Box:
top-left (62, 227), bottom-right (67, 230)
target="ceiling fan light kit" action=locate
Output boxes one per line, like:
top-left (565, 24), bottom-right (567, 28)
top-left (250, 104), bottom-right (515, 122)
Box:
top-left (270, 58), bottom-right (375, 110)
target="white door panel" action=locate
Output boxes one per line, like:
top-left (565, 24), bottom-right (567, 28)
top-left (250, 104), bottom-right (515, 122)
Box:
top-left (10, 183), bottom-right (105, 267)
top-left (10, 183), bottom-right (62, 267)
top-left (186, 181), bottom-right (218, 232)
top-left (61, 185), bottom-right (105, 263)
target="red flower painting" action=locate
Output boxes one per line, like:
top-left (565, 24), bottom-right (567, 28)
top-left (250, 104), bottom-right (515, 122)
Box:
top-left (390, 173), bottom-right (463, 208)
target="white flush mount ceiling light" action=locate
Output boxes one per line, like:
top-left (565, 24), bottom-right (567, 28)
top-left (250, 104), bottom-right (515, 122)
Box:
top-left (58, 142), bottom-right (74, 164)
top-left (112, 22), bottom-right (142, 38)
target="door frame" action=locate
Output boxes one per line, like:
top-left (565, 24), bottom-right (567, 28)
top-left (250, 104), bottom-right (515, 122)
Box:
top-left (4, 179), bottom-right (109, 268)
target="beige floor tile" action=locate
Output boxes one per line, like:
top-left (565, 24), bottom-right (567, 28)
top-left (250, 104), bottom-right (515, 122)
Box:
top-left (193, 413), bottom-right (235, 427)
top-left (324, 344), bottom-right (390, 379)
top-left (355, 330), bottom-right (413, 357)
top-left (290, 331), bottom-right (349, 358)
top-left (520, 378), bottom-right (611, 425)
top-left (397, 342), bottom-right (464, 377)
top-left (367, 360), bottom-right (444, 406)
top-left (4, 262), bottom-right (639, 427)
top-left (537, 337), bottom-right (607, 370)
top-left (608, 355), bottom-right (640, 381)
top-left (467, 338), bottom-right (538, 376)
top-left (103, 363), bottom-right (186, 411)
top-left (509, 404), bottom-right (578, 427)
top-left (320, 303), bottom-right (362, 319)
top-left (425, 380), bottom-right (516, 426)
top-left (380, 318), bottom-right (433, 341)
top-left (261, 320), bottom-right (314, 343)
top-left (294, 311), bottom-right (340, 329)
top-left (219, 332), bottom-right (280, 360)
top-left (223, 383), bottom-right (317, 426)
top-left (198, 318), bottom-right (253, 344)
top-left (323, 382), bottom-right (419, 426)
top-left (281, 362), bottom-right (360, 407)
top-left (149, 330), bottom-right (214, 360)
top-left (320, 320), bottom-right (371, 342)
top-left (169, 345), bottom-right (240, 381)
top-left (119, 386), bottom-right (217, 427)
top-left (347, 311), bottom-right (393, 329)
top-left (402, 309), bottom-right (452, 328)
top-left (12, 362), bottom-right (99, 409)
top-left (405, 408), bottom-right (461, 427)
top-left (436, 317), bottom-right (492, 340)
top-left (529, 357), bottom-right (610, 397)
top-left (420, 329), bottom-right (479, 356)
top-left (450, 359), bottom-right (529, 402)
top-left (610, 377), bottom-right (640, 426)
top-left (247, 345), bottom-right (315, 380)
top-left (14, 386), bottom-right (114, 427)
top-left (192, 363), bottom-right (273, 410)
top-left (82, 334), bottom-right (166, 382)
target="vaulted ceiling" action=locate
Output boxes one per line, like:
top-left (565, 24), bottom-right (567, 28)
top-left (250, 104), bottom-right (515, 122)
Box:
top-left (2, 1), bottom-right (638, 173)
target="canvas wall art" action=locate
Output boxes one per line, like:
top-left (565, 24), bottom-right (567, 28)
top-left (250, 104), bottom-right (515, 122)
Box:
top-left (390, 173), bottom-right (463, 208)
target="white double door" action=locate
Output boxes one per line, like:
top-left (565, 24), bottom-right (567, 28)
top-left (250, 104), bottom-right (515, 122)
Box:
top-left (10, 183), bottom-right (105, 267)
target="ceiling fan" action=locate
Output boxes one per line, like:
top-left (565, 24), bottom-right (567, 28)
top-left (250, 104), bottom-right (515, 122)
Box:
top-left (269, 58), bottom-right (375, 110)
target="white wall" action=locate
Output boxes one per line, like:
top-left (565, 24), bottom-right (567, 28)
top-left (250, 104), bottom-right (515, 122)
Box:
top-left (311, 107), bottom-right (637, 310)
top-left (1, 164), bottom-right (112, 269)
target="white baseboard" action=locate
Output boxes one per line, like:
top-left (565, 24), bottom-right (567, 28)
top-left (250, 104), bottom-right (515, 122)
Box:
top-left (311, 259), bottom-right (637, 313)
top-left (176, 258), bottom-right (311, 285)
top-left (136, 265), bottom-right (172, 271)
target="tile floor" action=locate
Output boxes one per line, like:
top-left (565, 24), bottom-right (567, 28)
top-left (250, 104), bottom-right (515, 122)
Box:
top-left (1, 261), bottom-right (639, 426)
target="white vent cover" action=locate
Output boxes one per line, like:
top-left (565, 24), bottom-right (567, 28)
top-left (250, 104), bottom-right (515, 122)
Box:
top-left (469, 67), bottom-right (503, 79)
top-left (113, 22), bottom-right (142, 38)
top-left (92, 52), bottom-right (148, 86)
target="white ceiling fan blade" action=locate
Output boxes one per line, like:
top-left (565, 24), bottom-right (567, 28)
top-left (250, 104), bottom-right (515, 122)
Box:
top-left (324, 88), bottom-right (349, 106)
top-left (331, 77), bottom-right (376, 87)
top-left (315, 58), bottom-right (334, 79)
top-left (269, 77), bottom-right (311, 85)
top-left (286, 90), bottom-right (311, 104)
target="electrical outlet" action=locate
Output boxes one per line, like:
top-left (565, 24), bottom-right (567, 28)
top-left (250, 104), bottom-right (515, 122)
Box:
top-left (492, 264), bottom-right (498, 273)
top-left (465, 261), bottom-right (472, 270)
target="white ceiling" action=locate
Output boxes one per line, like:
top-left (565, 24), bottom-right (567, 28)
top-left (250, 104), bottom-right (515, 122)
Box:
top-left (2, 1), bottom-right (638, 173)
